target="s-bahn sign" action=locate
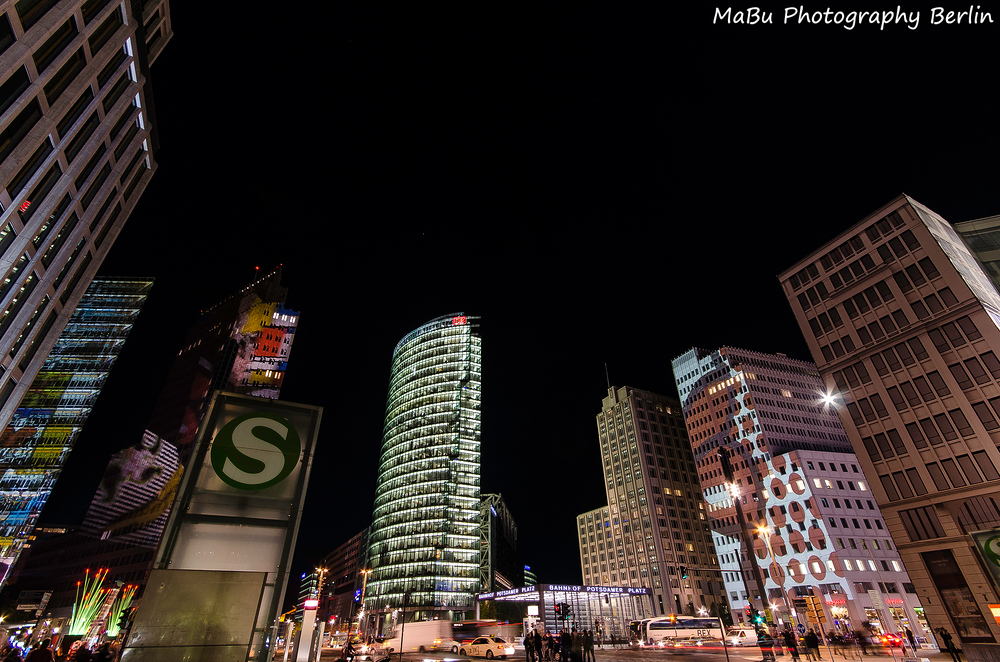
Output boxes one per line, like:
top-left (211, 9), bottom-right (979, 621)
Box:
top-left (142, 392), bottom-right (323, 661)
top-left (210, 412), bottom-right (301, 490)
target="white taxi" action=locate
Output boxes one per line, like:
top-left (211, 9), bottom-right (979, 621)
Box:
top-left (458, 636), bottom-right (515, 659)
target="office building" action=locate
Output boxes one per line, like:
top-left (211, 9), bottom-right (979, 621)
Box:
top-left (0, 277), bottom-right (151, 585)
top-left (578, 385), bottom-right (723, 618)
top-left (0, 0), bottom-right (171, 433)
top-left (480, 493), bottom-right (523, 592)
top-left (319, 527), bottom-right (370, 634)
top-left (365, 313), bottom-right (482, 629)
top-left (780, 195), bottom-right (1000, 661)
top-left (144, 267), bottom-right (299, 463)
top-left (672, 344), bottom-right (927, 633)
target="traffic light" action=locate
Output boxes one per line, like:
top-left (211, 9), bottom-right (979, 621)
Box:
top-left (751, 606), bottom-right (764, 625)
top-left (745, 605), bottom-right (753, 620)
top-left (555, 604), bottom-right (563, 618)
top-left (680, 566), bottom-right (688, 579)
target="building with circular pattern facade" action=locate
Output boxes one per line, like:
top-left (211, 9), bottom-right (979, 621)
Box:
top-left (365, 313), bottom-right (482, 627)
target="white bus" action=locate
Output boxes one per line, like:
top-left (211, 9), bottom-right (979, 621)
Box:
top-left (630, 616), bottom-right (724, 645)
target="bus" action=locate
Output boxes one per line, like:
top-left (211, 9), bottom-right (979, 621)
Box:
top-left (630, 616), bottom-right (724, 645)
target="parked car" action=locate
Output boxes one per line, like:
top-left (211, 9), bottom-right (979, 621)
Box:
top-left (458, 636), bottom-right (515, 659)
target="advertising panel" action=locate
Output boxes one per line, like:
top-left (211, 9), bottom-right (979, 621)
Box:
top-left (123, 392), bottom-right (321, 661)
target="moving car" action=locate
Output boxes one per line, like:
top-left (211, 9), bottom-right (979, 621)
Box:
top-left (458, 636), bottom-right (515, 659)
top-left (726, 628), bottom-right (759, 647)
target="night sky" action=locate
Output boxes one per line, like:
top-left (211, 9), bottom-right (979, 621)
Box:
top-left (37, 4), bottom-right (1000, 598)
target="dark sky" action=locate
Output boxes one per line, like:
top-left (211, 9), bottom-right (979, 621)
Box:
top-left (39, 3), bottom-right (1000, 597)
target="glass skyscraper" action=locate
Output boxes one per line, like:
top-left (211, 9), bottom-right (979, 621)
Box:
top-left (365, 313), bottom-right (482, 627)
top-left (0, 277), bottom-right (152, 584)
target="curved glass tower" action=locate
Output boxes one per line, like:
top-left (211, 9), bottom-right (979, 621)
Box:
top-left (366, 314), bottom-right (482, 625)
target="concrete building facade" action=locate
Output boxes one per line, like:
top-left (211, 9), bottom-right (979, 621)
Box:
top-left (577, 385), bottom-right (723, 619)
top-left (780, 195), bottom-right (1000, 661)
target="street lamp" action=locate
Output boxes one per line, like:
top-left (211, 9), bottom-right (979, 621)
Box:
top-left (757, 526), bottom-right (796, 628)
top-left (358, 569), bottom-right (372, 636)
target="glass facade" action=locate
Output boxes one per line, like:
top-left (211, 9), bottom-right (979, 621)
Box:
top-left (366, 313), bottom-right (482, 619)
top-left (0, 278), bottom-right (152, 581)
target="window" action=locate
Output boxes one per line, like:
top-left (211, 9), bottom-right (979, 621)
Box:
top-left (0, 66), bottom-right (31, 117)
top-left (31, 16), bottom-right (77, 73)
top-left (43, 48), bottom-right (86, 105)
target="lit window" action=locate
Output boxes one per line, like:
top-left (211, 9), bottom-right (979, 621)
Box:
top-left (891, 560), bottom-right (901, 572)
top-left (859, 482), bottom-right (867, 491)
top-left (813, 478), bottom-right (822, 488)
top-left (868, 560), bottom-right (877, 571)
top-left (827, 560), bottom-right (836, 571)
top-left (844, 559), bottom-right (853, 570)
top-left (825, 480), bottom-right (833, 489)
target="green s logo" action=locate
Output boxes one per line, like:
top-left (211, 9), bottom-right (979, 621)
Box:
top-left (210, 413), bottom-right (300, 490)
top-left (983, 535), bottom-right (1000, 568)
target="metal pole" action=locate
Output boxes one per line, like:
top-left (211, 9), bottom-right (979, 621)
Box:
top-left (720, 617), bottom-right (732, 662)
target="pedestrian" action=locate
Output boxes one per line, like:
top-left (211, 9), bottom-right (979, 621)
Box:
top-left (534, 629), bottom-right (543, 662)
top-left (524, 632), bottom-right (534, 662)
top-left (906, 628), bottom-right (917, 651)
top-left (938, 628), bottom-right (960, 662)
top-left (571, 629), bottom-right (584, 662)
top-left (783, 629), bottom-right (800, 661)
top-left (23, 639), bottom-right (53, 662)
top-left (804, 629), bottom-right (820, 661)
top-left (543, 633), bottom-right (553, 661)
top-left (92, 643), bottom-right (114, 662)
top-left (609, 631), bottom-right (616, 649)
top-left (855, 630), bottom-right (870, 655)
top-left (1, 646), bottom-right (20, 662)
top-left (758, 628), bottom-right (776, 662)
top-left (584, 629), bottom-right (595, 662)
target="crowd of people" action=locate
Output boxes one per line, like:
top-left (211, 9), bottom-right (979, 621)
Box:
top-left (0, 639), bottom-right (117, 662)
top-left (522, 627), bottom-right (607, 662)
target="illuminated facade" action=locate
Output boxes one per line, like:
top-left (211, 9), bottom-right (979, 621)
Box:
top-left (578, 386), bottom-right (722, 619)
top-left (0, 0), bottom-right (171, 433)
top-left (672, 347), bottom-right (925, 634)
top-left (0, 277), bottom-right (151, 583)
top-left (780, 196), bottom-right (1000, 660)
top-left (365, 313), bottom-right (482, 626)
top-left (80, 430), bottom-right (180, 547)
top-left (144, 267), bottom-right (298, 463)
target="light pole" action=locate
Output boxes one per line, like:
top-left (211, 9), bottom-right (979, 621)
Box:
top-left (757, 526), bottom-right (796, 629)
top-left (358, 569), bottom-right (372, 638)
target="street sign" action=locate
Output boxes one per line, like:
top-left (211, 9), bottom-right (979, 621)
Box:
top-left (797, 624), bottom-right (806, 635)
top-left (868, 590), bottom-right (883, 607)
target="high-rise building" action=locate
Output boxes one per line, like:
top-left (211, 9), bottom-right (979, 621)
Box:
top-left (780, 195), bottom-right (1000, 661)
top-left (671, 347), bottom-right (926, 634)
top-left (577, 385), bottom-right (723, 618)
top-left (0, 277), bottom-right (151, 584)
top-left (479, 493), bottom-right (523, 593)
top-left (0, 0), bottom-right (171, 432)
top-left (365, 313), bottom-right (482, 629)
top-left (144, 267), bottom-right (298, 463)
top-left (5, 270), bottom-right (299, 614)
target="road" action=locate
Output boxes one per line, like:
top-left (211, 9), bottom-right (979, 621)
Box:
top-left (312, 645), bottom-right (943, 661)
